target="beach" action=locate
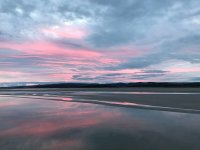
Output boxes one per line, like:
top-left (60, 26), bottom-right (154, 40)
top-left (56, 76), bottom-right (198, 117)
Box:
top-left (1, 87), bottom-right (200, 110)
top-left (0, 88), bottom-right (200, 150)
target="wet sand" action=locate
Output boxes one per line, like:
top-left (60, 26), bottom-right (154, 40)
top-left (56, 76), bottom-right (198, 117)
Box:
top-left (0, 96), bottom-right (200, 150)
top-left (0, 87), bottom-right (200, 111)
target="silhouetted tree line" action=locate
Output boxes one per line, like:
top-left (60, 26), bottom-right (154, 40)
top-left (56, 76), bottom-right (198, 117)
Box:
top-left (2, 82), bottom-right (200, 89)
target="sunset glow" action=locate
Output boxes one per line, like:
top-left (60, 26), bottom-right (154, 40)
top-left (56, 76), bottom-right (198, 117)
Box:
top-left (0, 0), bottom-right (200, 84)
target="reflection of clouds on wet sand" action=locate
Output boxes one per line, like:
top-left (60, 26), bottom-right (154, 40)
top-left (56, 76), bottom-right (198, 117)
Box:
top-left (0, 96), bottom-right (200, 150)
top-left (0, 97), bottom-right (125, 149)
top-left (0, 98), bottom-right (122, 136)
top-left (0, 97), bottom-right (26, 108)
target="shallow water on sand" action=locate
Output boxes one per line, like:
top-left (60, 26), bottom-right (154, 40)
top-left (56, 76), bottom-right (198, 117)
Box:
top-left (0, 95), bottom-right (200, 150)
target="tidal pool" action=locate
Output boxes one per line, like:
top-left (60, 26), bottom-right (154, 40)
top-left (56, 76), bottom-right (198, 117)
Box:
top-left (0, 96), bottom-right (200, 150)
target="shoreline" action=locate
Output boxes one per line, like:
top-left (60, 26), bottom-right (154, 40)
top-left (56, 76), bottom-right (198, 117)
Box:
top-left (0, 87), bottom-right (200, 113)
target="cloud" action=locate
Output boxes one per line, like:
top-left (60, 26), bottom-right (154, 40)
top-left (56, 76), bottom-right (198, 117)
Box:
top-left (0, 0), bottom-right (200, 82)
top-left (86, 0), bottom-right (176, 48)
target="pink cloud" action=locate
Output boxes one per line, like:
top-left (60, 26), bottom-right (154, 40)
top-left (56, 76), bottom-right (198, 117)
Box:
top-left (168, 67), bottom-right (200, 73)
top-left (0, 36), bottom-right (153, 83)
top-left (0, 41), bottom-right (101, 58)
top-left (50, 73), bottom-right (73, 81)
top-left (0, 70), bottom-right (27, 76)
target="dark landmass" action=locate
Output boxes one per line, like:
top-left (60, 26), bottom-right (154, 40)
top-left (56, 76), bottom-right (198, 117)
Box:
top-left (1, 82), bottom-right (200, 89)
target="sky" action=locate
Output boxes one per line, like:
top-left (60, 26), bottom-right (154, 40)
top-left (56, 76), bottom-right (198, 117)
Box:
top-left (0, 0), bottom-right (200, 83)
